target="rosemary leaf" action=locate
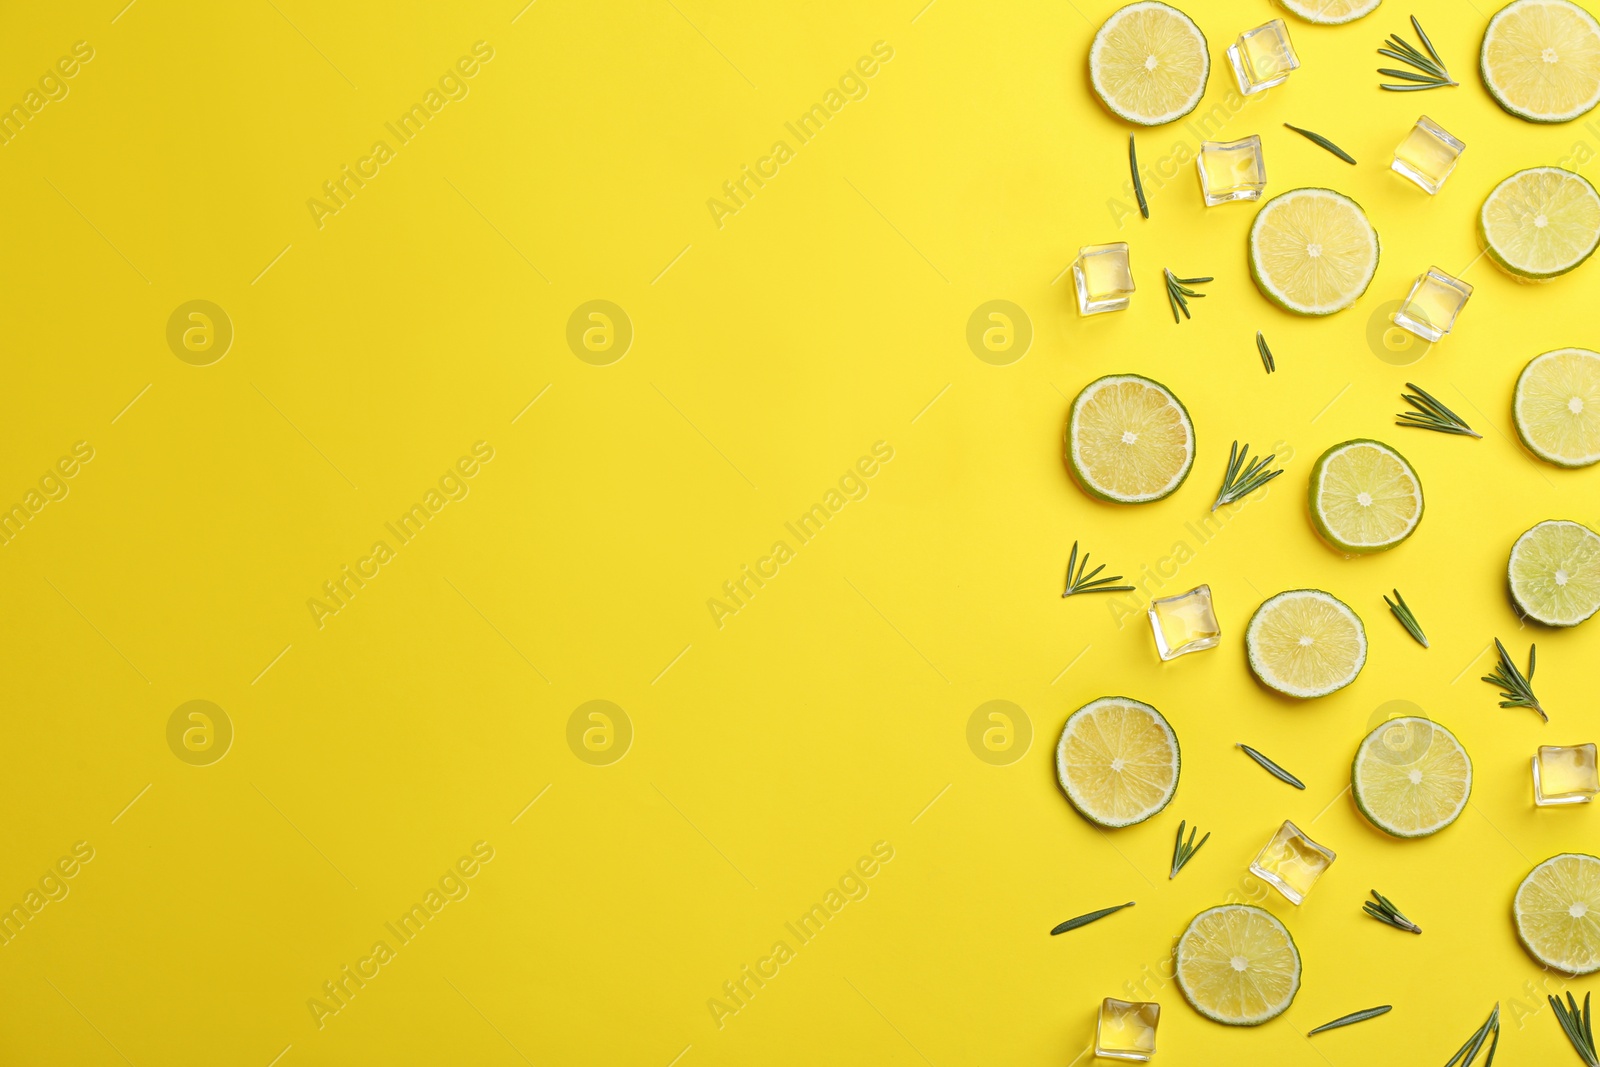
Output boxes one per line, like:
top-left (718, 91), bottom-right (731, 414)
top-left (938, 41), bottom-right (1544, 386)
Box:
top-left (1256, 331), bottom-right (1275, 373)
top-left (1384, 589), bottom-right (1429, 648)
top-left (1308, 1005), bottom-right (1393, 1035)
top-left (1481, 638), bottom-right (1547, 722)
top-left (1237, 744), bottom-right (1306, 789)
top-left (1283, 123), bottom-right (1357, 165)
top-left (1050, 900), bottom-right (1134, 935)
top-left (1169, 819), bottom-right (1210, 879)
top-left (1363, 889), bottom-right (1422, 934)
top-left (1412, 14), bottom-right (1446, 69)
top-left (1164, 270), bottom-right (1211, 324)
top-left (1548, 992), bottom-right (1599, 1067)
top-left (1444, 1005), bottom-right (1500, 1067)
top-left (1062, 540), bottom-right (1136, 598)
top-left (1396, 382), bottom-right (1480, 437)
top-left (1212, 441), bottom-right (1283, 511)
top-left (1129, 134), bottom-right (1149, 220)
top-left (1377, 17), bottom-right (1456, 91)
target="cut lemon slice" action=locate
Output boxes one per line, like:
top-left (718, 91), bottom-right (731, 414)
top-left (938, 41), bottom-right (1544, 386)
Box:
top-left (1482, 0), bottom-right (1600, 123)
top-left (1245, 589), bottom-right (1367, 699)
top-left (1351, 717), bottom-right (1472, 838)
top-left (1480, 167), bottom-right (1600, 280)
top-left (1515, 348), bottom-right (1600, 466)
top-left (1089, 2), bottom-right (1210, 126)
top-left (1055, 697), bottom-right (1179, 828)
top-left (1067, 374), bottom-right (1195, 504)
top-left (1509, 519), bottom-right (1600, 626)
top-left (1309, 439), bottom-right (1423, 553)
top-left (1176, 905), bottom-right (1301, 1026)
top-left (1514, 853), bottom-right (1600, 974)
top-left (1249, 189), bottom-right (1380, 315)
top-left (1279, 0), bottom-right (1381, 24)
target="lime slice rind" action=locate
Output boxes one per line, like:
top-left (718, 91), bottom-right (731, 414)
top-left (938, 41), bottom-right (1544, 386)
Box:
top-left (1067, 374), bottom-right (1196, 504)
top-left (1090, 2), bottom-right (1211, 126)
top-left (1514, 853), bottom-right (1600, 975)
top-left (1245, 589), bottom-right (1368, 699)
top-left (1351, 716), bottom-right (1472, 838)
top-left (1176, 905), bottom-right (1302, 1026)
top-left (1309, 439), bottom-right (1424, 554)
top-left (1479, 168), bottom-right (1600, 280)
top-left (1482, 0), bottom-right (1600, 124)
top-left (1249, 189), bottom-right (1380, 316)
top-left (1508, 519), bottom-right (1600, 626)
top-left (1055, 697), bottom-right (1180, 829)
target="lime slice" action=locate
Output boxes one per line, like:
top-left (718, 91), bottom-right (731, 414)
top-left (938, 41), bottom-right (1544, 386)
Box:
top-left (1055, 697), bottom-right (1179, 828)
top-left (1089, 2), bottom-right (1210, 126)
top-left (1514, 853), bottom-right (1600, 974)
top-left (1351, 717), bottom-right (1472, 838)
top-left (1515, 349), bottom-right (1600, 466)
top-left (1245, 589), bottom-right (1367, 699)
top-left (1249, 189), bottom-right (1380, 316)
top-left (1175, 905), bottom-right (1301, 1026)
top-left (1482, 0), bottom-right (1600, 123)
top-left (1309, 439), bottom-right (1424, 553)
top-left (1479, 167), bottom-right (1600, 280)
top-left (1067, 374), bottom-right (1195, 504)
top-left (1509, 519), bottom-right (1600, 626)
top-left (1279, 0), bottom-right (1381, 24)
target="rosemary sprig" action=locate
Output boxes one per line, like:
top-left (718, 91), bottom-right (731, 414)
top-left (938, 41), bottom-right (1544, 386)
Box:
top-left (1482, 638), bottom-right (1547, 722)
top-left (1379, 15), bottom-right (1457, 92)
top-left (1050, 900), bottom-right (1134, 935)
top-left (1283, 123), bottom-right (1357, 165)
top-left (1443, 1004), bottom-right (1500, 1067)
top-left (1256, 330), bottom-right (1276, 374)
top-left (1129, 134), bottom-right (1149, 220)
top-left (1548, 991), bottom-right (1598, 1067)
top-left (1363, 889), bottom-right (1422, 934)
top-left (1061, 540), bottom-right (1135, 598)
top-left (1384, 589), bottom-right (1429, 648)
top-left (1169, 819), bottom-right (1210, 879)
top-left (1212, 441), bottom-right (1283, 511)
top-left (1237, 744), bottom-right (1306, 789)
top-left (1397, 382), bottom-right (1481, 437)
top-left (1308, 1005), bottom-right (1393, 1035)
top-left (1164, 269), bottom-right (1211, 323)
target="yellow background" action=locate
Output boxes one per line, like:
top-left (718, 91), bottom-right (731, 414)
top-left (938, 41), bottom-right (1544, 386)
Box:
top-left (1, 0), bottom-right (1597, 1063)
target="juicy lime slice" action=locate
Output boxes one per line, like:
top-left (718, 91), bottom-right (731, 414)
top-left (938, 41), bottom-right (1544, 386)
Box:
top-left (1055, 697), bottom-right (1180, 828)
top-left (1309, 439), bottom-right (1424, 553)
top-left (1245, 589), bottom-right (1367, 699)
top-left (1481, 0), bottom-right (1600, 123)
top-left (1279, 0), bottom-right (1381, 24)
top-left (1515, 348), bottom-right (1600, 466)
top-left (1249, 189), bottom-right (1380, 315)
top-left (1479, 167), bottom-right (1600, 280)
top-left (1509, 519), bottom-right (1600, 626)
top-left (1067, 374), bottom-right (1195, 504)
top-left (1089, 2), bottom-right (1210, 126)
top-left (1175, 905), bottom-right (1302, 1026)
top-left (1515, 853), bottom-right (1600, 974)
top-left (1351, 717), bottom-right (1472, 838)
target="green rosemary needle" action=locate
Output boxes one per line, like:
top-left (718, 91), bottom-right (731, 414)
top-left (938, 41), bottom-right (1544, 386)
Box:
top-left (1237, 744), bottom-right (1305, 789)
top-left (1050, 900), bottom-right (1134, 935)
top-left (1384, 589), bottom-right (1429, 648)
top-left (1397, 382), bottom-right (1481, 437)
top-left (1061, 540), bottom-right (1135, 598)
top-left (1548, 991), bottom-right (1598, 1067)
top-left (1256, 330), bottom-right (1276, 374)
top-left (1164, 269), bottom-right (1211, 323)
top-left (1379, 15), bottom-right (1457, 92)
top-left (1308, 1005), bottom-right (1393, 1036)
top-left (1129, 134), bottom-right (1149, 220)
top-left (1482, 638), bottom-right (1547, 722)
top-left (1283, 123), bottom-right (1356, 164)
top-left (1363, 889), bottom-right (1422, 934)
top-left (1169, 819), bottom-right (1209, 879)
top-left (1212, 441), bottom-right (1283, 511)
top-left (1443, 1004), bottom-right (1500, 1067)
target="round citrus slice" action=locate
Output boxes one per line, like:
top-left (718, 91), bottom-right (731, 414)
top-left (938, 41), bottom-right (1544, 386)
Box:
top-left (1245, 589), bottom-right (1367, 699)
top-left (1279, 0), bottom-right (1381, 24)
top-left (1089, 2), bottom-right (1210, 126)
top-left (1249, 189), bottom-right (1380, 315)
top-left (1175, 905), bottom-right (1301, 1025)
top-left (1515, 349), bottom-right (1600, 466)
top-left (1351, 716), bottom-right (1472, 838)
top-left (1055, 697), bottom-right (1180, 828)
top-left (1309, 439), bottom-right (1424, 553)
top-left (1514, 853), bottom-right (1600, 974)
top-left (1479, 168), bottom-right (1600, 280)
top-left (1509, 519), bottom-right (1600, 626)
top-left (1066, 374), bottom-right (1195, 504)
top-left (1481, 0), bottom-right (1600, 123)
